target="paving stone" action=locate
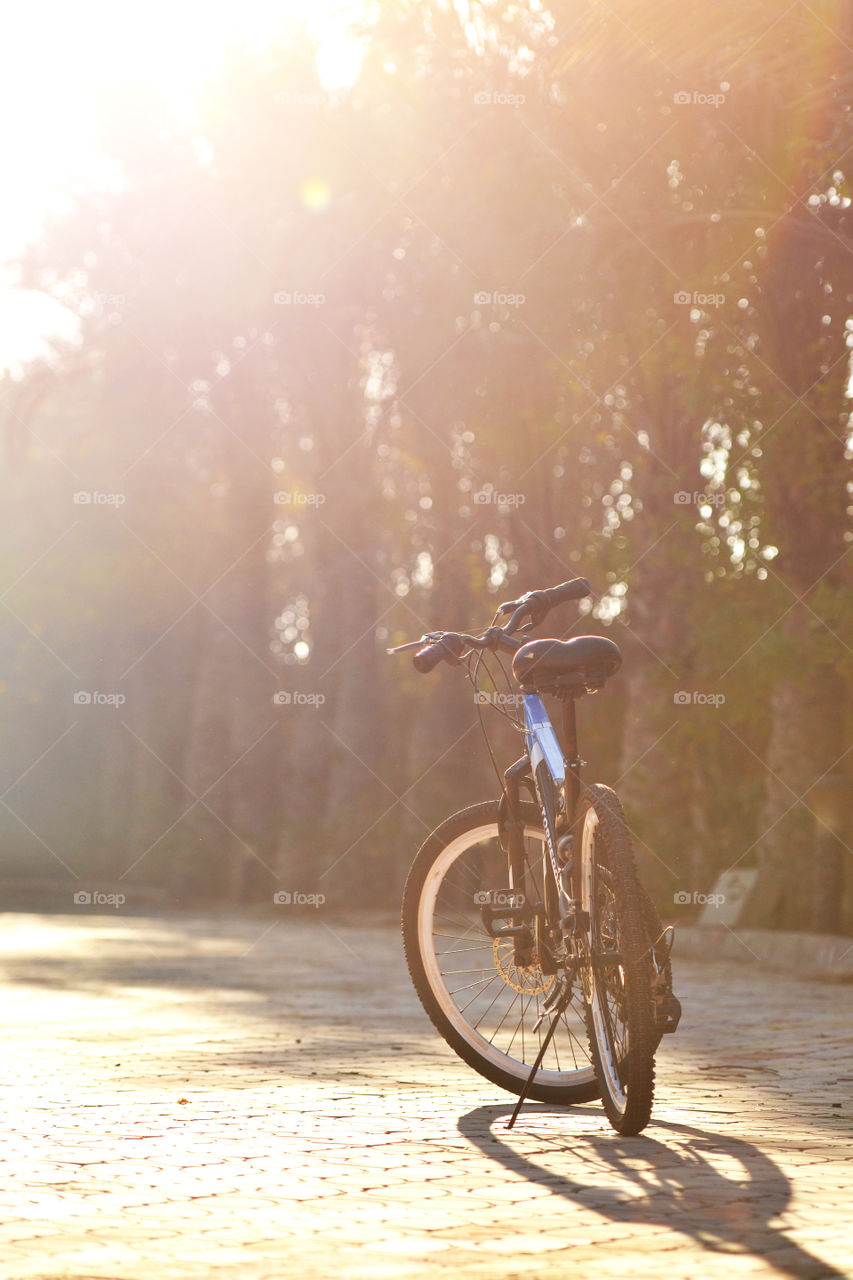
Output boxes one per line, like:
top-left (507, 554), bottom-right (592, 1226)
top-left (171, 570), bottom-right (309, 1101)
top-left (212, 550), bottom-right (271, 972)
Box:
top-left (0, 912), bottom-right (851, 1279)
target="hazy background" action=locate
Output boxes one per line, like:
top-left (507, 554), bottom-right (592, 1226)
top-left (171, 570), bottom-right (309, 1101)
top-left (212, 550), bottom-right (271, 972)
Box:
top-left (1, 0), bottom-right (851, 932)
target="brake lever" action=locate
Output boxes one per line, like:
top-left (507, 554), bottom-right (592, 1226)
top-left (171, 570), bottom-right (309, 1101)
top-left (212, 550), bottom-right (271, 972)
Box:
top-left (505, 595), bottom-right (549, 635)
top-left (497, 594), bottom-right (527, 616)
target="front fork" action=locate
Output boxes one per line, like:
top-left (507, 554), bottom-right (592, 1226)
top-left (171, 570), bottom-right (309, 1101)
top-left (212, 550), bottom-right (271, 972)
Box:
top-left (496, 757), bottom-right (550, 969)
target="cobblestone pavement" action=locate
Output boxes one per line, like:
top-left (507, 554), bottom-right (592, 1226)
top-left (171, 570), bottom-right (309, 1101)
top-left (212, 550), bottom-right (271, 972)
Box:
top-left (0, 911), bottom-right (851, 1280)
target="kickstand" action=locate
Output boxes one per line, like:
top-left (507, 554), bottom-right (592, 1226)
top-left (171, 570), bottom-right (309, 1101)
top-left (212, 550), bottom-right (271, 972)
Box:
top-left (506, 979), bottom-right (572, 1130)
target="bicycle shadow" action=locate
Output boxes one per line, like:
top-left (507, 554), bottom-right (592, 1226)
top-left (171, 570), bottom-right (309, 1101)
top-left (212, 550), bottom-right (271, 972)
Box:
top-left (458, 1104), bottom-right (843, 1278)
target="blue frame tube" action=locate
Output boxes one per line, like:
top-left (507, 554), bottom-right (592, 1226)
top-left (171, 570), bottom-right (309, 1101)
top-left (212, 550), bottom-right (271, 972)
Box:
top-left (523, 694), bottom-right (565, 783)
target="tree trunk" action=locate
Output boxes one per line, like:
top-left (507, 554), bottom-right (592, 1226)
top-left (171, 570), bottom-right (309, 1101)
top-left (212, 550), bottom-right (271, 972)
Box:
top-left (745, 608), bottom-right (845, 929)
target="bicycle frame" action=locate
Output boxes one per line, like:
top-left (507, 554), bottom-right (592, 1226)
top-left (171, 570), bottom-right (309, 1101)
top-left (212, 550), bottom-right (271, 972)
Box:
top-left (397, 577), bottom-right (677, 1134)
top-left (521, 693), bottom-right (583, 817)
top-left (498, 691), bottom-right (585, 951)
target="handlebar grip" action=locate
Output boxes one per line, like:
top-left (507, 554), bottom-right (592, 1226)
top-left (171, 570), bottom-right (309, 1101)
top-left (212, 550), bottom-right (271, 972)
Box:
top-left (543, 577), bottom-right (592, 606)
top-left (413, 634), bottom-right (465, 673)
top-left (412, 643), bottom-right (448, 674)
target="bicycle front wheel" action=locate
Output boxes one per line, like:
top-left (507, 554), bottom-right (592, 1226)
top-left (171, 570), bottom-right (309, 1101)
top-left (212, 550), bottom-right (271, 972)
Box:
top-left (579, 784), bottom-right (656, 1134)
top-left (402, 800), bottom-right (599, 1103)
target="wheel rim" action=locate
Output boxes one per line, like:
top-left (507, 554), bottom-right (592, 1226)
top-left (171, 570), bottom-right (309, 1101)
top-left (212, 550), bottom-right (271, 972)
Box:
top-left (581, 807), bottom-right (629, 1113)
top-left (418, 822), bottom-right (597, 1091)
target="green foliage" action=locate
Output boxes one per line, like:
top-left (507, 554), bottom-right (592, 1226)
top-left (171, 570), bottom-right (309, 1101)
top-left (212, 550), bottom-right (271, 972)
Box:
top-left (2, 2), bottom-right (851, 927)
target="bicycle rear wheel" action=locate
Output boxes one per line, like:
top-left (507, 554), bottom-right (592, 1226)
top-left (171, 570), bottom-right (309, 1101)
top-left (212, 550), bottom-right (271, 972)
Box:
top-left (402, 800), bottom-right (599, 1103)
top-left (578, 784), bottom-right (656, 1134)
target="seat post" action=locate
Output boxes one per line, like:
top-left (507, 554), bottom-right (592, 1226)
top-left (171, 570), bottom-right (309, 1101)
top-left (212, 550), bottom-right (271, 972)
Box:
top-left (561, 696), bottom-right (581, 824)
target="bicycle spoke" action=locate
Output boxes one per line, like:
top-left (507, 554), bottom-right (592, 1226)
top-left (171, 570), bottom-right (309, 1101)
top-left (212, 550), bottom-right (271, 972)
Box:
top-left (489, 988), bottom-right (524, 1050)
top-left (404, 804), bottom-right (599, 1100)
top-left (398, 586), bottom-right (661, 1125)
top-left (453, 972), bottom-right (506, 1001)
top-left (470, 978), bottom-right (519, 1032)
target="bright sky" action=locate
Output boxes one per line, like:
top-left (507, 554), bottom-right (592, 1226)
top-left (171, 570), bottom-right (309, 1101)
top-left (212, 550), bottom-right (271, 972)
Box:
top-left (0, 0), bottom-right (364, 370)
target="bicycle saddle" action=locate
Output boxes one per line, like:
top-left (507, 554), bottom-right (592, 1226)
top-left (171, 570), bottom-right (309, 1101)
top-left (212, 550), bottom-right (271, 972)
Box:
top-left (512, 635), bottom-right (622, 693)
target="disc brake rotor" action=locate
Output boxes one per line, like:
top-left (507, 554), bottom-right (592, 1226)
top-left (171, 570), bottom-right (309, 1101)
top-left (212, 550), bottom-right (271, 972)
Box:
top-left (492, 938), bottom-right (556, 995)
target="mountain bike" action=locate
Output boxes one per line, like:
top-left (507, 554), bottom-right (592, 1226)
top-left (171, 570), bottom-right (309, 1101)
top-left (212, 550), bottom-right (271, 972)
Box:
top-left (390, 577), bottom-right (681, 1135)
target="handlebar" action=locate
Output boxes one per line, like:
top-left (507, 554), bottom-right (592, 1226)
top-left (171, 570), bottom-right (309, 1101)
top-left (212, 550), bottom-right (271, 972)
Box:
top-left (389, 577), bottom-right (593, 674)
top-left (412, 633), bottom-right (467, 673)
top-left (498, 577), bottom-right (591, 633)
top-left (544, 576), bottom-right (593, 606)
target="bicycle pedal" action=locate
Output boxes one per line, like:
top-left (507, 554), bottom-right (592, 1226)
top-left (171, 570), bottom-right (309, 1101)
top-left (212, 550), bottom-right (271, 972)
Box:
top-left (478, 891), bottom-right (530, 939)
top-left (654, 994), bottom-right (682, 1034)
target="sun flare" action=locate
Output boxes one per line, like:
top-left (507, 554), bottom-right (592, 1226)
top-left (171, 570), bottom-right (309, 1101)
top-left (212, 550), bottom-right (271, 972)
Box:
top-left (0, 0), bottom-right (364, 366)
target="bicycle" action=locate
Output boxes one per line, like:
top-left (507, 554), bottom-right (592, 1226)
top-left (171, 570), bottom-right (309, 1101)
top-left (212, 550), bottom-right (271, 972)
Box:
top-left (390, 577), bottom-right (681, 1135)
